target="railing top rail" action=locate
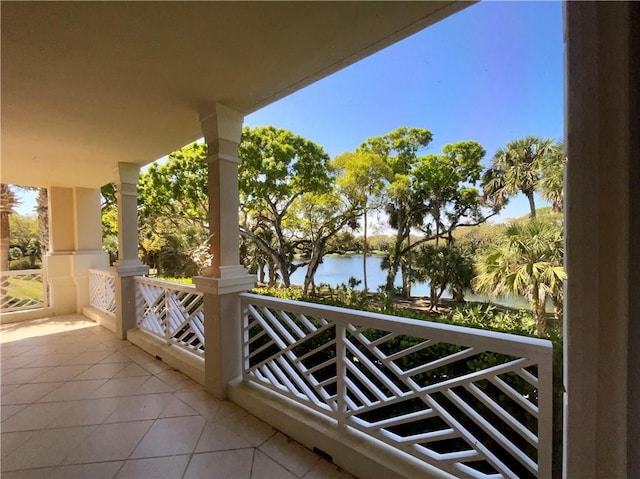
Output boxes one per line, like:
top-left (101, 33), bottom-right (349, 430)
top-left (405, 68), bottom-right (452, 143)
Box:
top-left (240, 293), bottom-right (553, 360)
top-left (1, 268), bottom-right (44, 276)
top-left (88, 268), bottom-right (114, 275)
top-left (134, 276), bottom-right (197, 293)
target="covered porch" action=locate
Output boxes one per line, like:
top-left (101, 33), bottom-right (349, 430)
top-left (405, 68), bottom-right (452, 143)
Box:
top-left (1, 314), bottom-right (352, 479)
top-left (2, 2), bottom-right (638, 479)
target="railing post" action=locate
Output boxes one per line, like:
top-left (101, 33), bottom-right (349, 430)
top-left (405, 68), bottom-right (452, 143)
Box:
top-left (336, 322), bottom-right (348, 428)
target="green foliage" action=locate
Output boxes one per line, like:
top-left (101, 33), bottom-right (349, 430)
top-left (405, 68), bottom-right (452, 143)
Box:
top-left (251, 287), bottom-right (303, 301)
top-left (473, 217), bottom-right (566, 334)
top-left (239, 126), bottom-right (334, 288)
top-left (413, 244), bottom-right (474, 308)
top-left (9, 257), bottom-right (36, 270)
top-left (483, 136), bottom-right (564, 217)
top-left (157, 277), bottom-right (193, 285)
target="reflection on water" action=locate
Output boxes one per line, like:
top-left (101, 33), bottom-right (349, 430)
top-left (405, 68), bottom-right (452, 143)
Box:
top-left (287, 254), bottom-right (544, 311)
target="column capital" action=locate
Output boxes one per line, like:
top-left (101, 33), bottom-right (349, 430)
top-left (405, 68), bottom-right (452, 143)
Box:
top-left (113, 162), bottom-right (140, 186)
top-left (200, 103), bottom-right (244, 144)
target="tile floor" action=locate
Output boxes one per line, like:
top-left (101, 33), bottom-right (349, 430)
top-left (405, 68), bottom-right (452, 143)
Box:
top-left (0, 315), bottom-right (355, 479)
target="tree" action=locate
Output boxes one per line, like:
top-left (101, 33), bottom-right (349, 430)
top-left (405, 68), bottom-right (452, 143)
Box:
top-left (539, 143), bottom-right (566, 213)
top-left (1, 184), bottom-right (20, 272)
top-left (333, 150), bottom-right (390, 292)
top-left (358, 127), bottom-right (433, 298)
top-left (137, 143), bottom-right (211, 275)
top-left (413, 244), bottom-right (474, 310)
top-left (238, 126), bottom-right (332, 287)
top-left (483, 136), bottom-right (557, 218)
top-left (9, 215), bottom-right (40, 268)
top-left (472, 217), bottom-right (566, 335)
top-left (291, 191), bottom-right (359, 295)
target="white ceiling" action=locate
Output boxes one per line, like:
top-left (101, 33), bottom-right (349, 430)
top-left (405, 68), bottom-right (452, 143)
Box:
top-left (1, 1), bottom-right (470, 188)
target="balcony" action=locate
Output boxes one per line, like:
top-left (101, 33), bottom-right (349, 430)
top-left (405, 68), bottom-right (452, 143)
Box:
top-left (1, 314), bottom-right (354, 479)
top-left (66, 272), bottom-right (554, 478)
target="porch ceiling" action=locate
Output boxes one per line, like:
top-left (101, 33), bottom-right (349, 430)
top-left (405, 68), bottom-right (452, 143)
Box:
top-left (1, 1), bottom-right (470, 189)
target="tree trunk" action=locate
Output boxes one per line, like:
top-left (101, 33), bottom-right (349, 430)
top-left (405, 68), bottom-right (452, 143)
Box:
top-left (267, 258), bottom-right (277, 287)
top-left (526, 191), bottom-right (537, 218)
top-left (36, 188), bottom-right (49, 262)
top-left (303, 247), bottom-right (324, 295)
top-left (0, 210), bottom-right (9, 272)
top-left (531, 284), bottom-right (548, 335)
top-left (363, 210), bottom-right (368, 293)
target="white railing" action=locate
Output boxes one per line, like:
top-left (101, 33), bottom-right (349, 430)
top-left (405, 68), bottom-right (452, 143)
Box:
top-left (0, 269), bottom-right (48, 312)
top-left (240, 293), bottom-right (553, 479)
top-left (88, 269), bottom-right (116, 318)
top-left (135, 277), bottom-right (205, 358)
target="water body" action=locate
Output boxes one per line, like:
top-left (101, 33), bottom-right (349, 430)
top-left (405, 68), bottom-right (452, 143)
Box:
top-left (288, 253), bottom-right (537, 311)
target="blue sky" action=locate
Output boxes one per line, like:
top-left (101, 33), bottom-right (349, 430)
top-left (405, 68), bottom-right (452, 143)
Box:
top-left (245, 0), bottom-right (564, 222)
top-left (16, 1), bottom-right (563, 220)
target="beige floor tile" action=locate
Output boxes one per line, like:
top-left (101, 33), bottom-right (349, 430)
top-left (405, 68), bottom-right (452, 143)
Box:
top-left (113, 363), bottom-right (150, 378)
top-left (184, 449), bottom-right (254, 479)
top-left (195, 421), bottom-right (253, 453)
top-left (136, 376), bottom-right (175, 394)
top-left (1, 401), bottom-right (76, 432)
top-left (155, 369), bottom-right (190, 387)
top-left (1, 425), bottom-right (93, 471)
top-left (115, 455), bottom-right (191, 479)
top-left (1, 381), bottom-right (63, 405)
top-left (62, 420), bottom-right (154, 464)
top-left (174, 389), bottom-right (221, 420)
top-left (259, 433), bottom-right (320, 477)
top-left (131, 415), bottom-right (206, 458)
top-left (233, 414), bottom-right (276, 447)
top-left (73, 362), bottom-right (127, 380)
top-left (1, 367), bottom-right (52, 384)
top-left (1, 431), bottom-right (34, 461)
top-left (33, 364), bottom-right (91, 382)
top-left (25, 353), bottom-right (80, 368)
top-left (138, 359), bottom-right (171, 375)
top-left (0, 467), bottom-right (57, 479)
top-left (1, 354), bottom-right (47, 369)
top-left (1, 345), bottom-right (38, 358)
top-left (158, 396), bottom-right (199, 418)
top-left (251, 449), bottom-right (298, 479)
top-left (104, 393), bottom-right (172, 423)
top-left (63, 350), bottom-right (113, 365)
top-left (302, 459), bottom-right (356, 479)
top-left (100, 351), bottom-right (134, 364)
top-left (39, 378), bottom-right (107, 402)
top-left (212, 400), bottom-right (249, 427)
top-left (89, 376), bottom-right (150, 398)
top-left (1, 404), bottom-right (27, 422)
top-left (1, 384), bottom-right (21, 394)
top-left (52, 461), bottom-right (124, 479)
top-left (47, 397), bottom-right (122, 427)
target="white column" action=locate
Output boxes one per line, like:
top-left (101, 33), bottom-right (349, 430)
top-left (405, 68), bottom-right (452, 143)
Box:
top-left (564, 3), bottom-right (638, 477)
top-left (193, 104), bottom-right (255, 399)
top-left (112, 162), bottom-right (148, 339)
top-left (71, 187), bottom-right (109, 310)
top-left (46, 187), bottom-right (77, 315)
top-left (46, 186), bottom-right (108, 315)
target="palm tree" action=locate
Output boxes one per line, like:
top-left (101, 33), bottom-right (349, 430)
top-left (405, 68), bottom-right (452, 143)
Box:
top-left (472, 218), bottom-right (566, 335)
top-left (539, 143), bottom-right (566, 213)
top-left (1, 184), bottom-right (20, 272)
top-left (484, 136), bottom-right (556, 218)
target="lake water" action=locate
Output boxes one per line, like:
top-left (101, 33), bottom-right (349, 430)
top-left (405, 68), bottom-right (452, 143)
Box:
top-left (287, 253), bottom-right (537, 310)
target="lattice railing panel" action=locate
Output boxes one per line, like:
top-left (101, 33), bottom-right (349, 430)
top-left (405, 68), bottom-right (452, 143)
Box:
top-left (241, 293), bottom-right (553, 479)
top-left (88, 269), bottom-right (116, 317)
top-left (135, 277), bottom-right (204, 357)
top-left (0, 269), bottom-right (48, 312)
